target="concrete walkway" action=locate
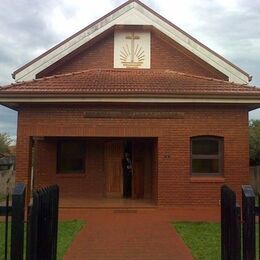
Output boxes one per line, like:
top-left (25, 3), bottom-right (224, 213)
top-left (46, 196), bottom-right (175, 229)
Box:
top-left (60, 207), bottom-right (219, 260)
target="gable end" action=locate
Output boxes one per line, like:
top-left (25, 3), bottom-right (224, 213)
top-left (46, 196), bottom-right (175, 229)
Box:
top-left (12, 0), bottom-right (250, 84)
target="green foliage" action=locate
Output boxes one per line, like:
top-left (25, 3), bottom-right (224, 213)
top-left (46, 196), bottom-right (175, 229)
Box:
top-left (0, 133), bottom-right (12, 153)
top-left (249, 119), bottom-right (260, 165)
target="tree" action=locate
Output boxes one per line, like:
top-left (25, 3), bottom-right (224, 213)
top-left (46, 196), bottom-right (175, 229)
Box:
top-left (249, 119), bottom-right (260, 165)
top-left (0, 133), bottom-right (12, 154)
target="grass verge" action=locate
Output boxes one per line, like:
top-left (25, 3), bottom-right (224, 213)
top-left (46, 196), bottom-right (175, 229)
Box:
top-left (0, 220), bottom-right (85, 260)
top-left (57, 220), bottom-right (85, 260)
top-left (173, 222), bottom-right (259, 260)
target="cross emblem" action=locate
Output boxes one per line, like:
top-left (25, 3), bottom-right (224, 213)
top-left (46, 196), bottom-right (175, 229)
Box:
top-left (120, 32), bottom-right (145, 68)
top-left (125, 32), bottom-right (140, 63)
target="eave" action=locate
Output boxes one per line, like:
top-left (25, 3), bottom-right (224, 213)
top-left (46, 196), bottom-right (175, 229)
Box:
top-left (1, 94), bottom-right (260, 111)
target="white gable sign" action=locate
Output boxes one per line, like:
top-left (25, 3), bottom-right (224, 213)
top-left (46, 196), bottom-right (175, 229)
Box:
top-left (114, 31), bottom-right (151, 69)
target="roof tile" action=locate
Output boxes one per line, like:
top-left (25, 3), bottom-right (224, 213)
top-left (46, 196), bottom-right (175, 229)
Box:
top-left (1, 69), bottom-right (259, 96)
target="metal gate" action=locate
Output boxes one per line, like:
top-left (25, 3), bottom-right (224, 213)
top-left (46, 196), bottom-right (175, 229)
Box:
top-left (221, 185), bottom-right (260, 260)
top-left (0, 183), bottom-right (59, 260)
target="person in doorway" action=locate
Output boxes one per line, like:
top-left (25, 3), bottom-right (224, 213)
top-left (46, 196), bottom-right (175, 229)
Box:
top-left (122, 152), bottom-right (132, 198)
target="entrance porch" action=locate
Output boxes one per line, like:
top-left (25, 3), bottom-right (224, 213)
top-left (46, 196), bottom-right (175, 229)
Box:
top-left (32, 137), bottom-right (158, 207)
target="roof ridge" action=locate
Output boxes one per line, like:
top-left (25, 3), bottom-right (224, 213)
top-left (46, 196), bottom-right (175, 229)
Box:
top-left (1, 69), bottom-right (100, 89)
top-left (164, 70), bottom-right (257, 89)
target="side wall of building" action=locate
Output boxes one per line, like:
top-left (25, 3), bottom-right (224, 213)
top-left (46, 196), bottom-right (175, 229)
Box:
top-left (15, 104), bottom-right (249, 206)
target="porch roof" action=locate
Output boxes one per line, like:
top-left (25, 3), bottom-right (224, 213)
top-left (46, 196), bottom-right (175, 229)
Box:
top-left (1, 69), bottom-right (260, 96)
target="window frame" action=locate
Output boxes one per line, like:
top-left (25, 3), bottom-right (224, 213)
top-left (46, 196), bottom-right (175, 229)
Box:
top-left (56, 140), bottom-right (86, 174)
top-left (190, 136), bottom-right (223, 176)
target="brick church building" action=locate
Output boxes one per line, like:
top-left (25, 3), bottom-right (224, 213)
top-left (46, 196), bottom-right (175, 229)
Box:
top-left (1, 0), bottom-right (260, 207)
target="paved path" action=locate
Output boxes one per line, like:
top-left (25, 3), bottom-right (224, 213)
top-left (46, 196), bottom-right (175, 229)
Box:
top-left (61, 207), bottom-right (219, 260)
top-left (61, 208), bottom-right (211, 260)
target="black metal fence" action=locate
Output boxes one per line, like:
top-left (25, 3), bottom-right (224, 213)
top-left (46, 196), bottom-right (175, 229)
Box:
top-left (0, 183), bottom-right (59, 260)
top-left (27, 186), bottom-right (59, 260)
top-left (221, 185), bottom-right (260, 260)
top-left (221, 185), bottom-right (241, 260)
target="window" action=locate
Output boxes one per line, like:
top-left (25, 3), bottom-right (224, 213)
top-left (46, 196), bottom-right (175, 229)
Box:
top-left (57, 141), bottom-right (86, 174)
top-left (191, 136), bottom-right (223, 176)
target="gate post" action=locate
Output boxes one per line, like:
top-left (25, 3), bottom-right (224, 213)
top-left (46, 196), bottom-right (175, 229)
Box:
top-left (221, 185), bottom-right (241, 260)
top-left (11, 183), bottom-right (26, 260)
top-left (242, 185), bottom-right (256, 260)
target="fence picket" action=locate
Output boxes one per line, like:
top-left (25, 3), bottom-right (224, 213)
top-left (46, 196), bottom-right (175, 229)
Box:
top-left (26, 185), bottom-right (59, 260)
top-left (242, 185), bottom-right (256, 260)
top-left (10, 183), bottom-right (26, 260)
top-left (221, 185), bottom-right (241, 260)
top-left (26, 191), bottom-right (39, 260)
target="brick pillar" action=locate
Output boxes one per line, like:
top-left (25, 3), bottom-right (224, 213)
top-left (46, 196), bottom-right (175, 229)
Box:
top-left (152, 138), bottom-right (158, 204)
top-left (16, 134), bottom-right (33, 205)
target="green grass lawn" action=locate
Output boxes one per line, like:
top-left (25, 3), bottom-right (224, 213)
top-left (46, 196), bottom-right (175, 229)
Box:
top-left (0, 220), bottom-right (84, 260)
top-left (173, 222), bottom-right (259, 260)
top-left (57, 220), bottom-right (85, 260)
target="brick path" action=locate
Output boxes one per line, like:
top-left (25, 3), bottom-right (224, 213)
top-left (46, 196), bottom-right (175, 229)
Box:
top-left (61, 207), bottom-right (219, 260)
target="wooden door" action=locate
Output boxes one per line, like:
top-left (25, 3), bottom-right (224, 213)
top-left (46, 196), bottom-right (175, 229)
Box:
top-left (132, 141), bottom-right (145, 198)
top-left (104, 142), bottom-right (123, 197)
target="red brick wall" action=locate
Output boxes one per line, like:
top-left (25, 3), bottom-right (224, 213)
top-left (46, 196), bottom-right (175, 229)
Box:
top-left (43, 33), bottom-right (114, 77)
top-left (34, 140), bottom-right (105, 198)
top-left (41, 32), bottom-right (226, 80)
top-left (16, 104), bottom-right (249, 206)
top-left (151, 33), bottom-right (226, 79)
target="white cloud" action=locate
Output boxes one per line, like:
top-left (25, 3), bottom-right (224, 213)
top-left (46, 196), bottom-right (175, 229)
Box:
top-left (46, 0), bottom-right (116, 39)
top-left (215, 0), bottom-right (239, 10)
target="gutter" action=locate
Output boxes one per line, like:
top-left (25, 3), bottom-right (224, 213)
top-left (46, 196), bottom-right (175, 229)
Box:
top-left (1, 94), bottom-right (260, 104)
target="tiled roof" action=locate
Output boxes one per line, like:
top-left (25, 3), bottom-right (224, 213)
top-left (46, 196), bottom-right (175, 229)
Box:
top-left (1, 69), bottom-right (260, 96)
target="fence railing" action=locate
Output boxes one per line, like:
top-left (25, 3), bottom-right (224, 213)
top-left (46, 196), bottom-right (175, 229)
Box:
top-left (221, 185), bottom-right (260, 260)
top-left (0, 183), bottom-right (59, 260)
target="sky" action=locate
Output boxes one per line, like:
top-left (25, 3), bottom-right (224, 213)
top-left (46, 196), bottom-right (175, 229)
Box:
top-left (0, 0), bottom-right (260, 141)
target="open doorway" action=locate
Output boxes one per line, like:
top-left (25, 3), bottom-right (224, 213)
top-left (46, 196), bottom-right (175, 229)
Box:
top-left (132, 140), bottom-right (153, 199)
top-left (104, 138), bottom-right (154, 200)
top-left (122, 140), bottom-right (133, 198)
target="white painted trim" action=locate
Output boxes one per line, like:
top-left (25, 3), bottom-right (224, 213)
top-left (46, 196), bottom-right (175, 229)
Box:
top-left (14, 2), bottom-right (249, 84)
top-left (0, 96), bottom-right (260, 104)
